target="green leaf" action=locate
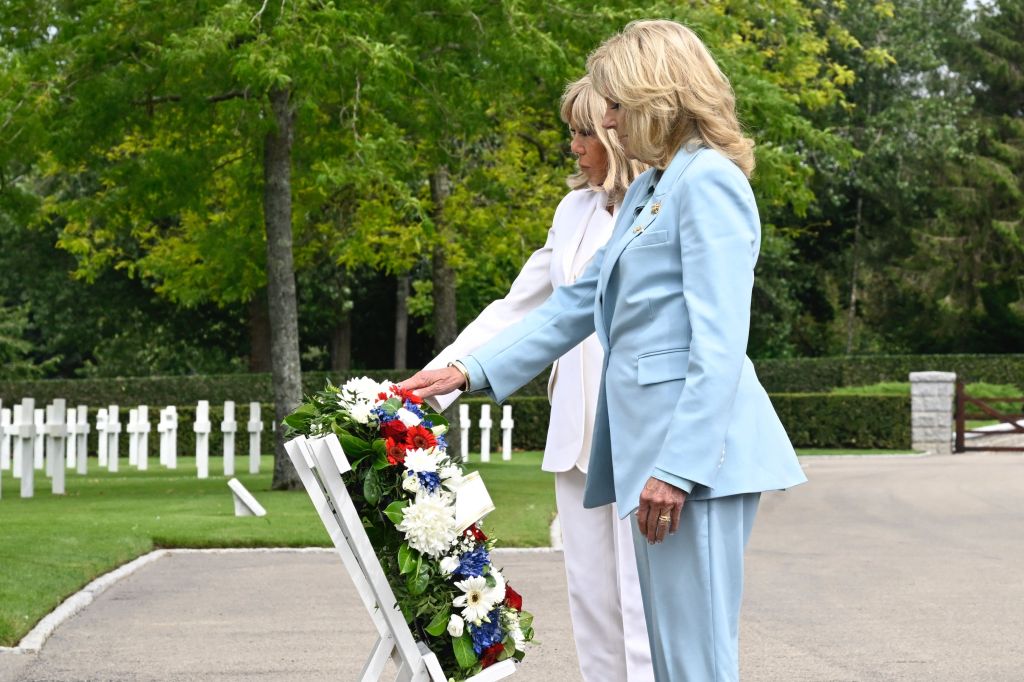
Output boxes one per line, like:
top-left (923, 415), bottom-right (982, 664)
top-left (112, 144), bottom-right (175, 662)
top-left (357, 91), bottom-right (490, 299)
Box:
top-left (452, 633), bottom-right (477, 670)
top-left (406, 557), bottom-right (429, 595)
top-left (282, 403), bottom-right (316, 431)
top-left (339, 432), bottom-right (371, 456)
top-left (384, 500), bottom-right (407, 525)
top-left (424, 603), bottom-right (450, 636)
top-left (363, 468), bottom-right (382, 506)
top-left (383, 397), bottom-right (402, 414)
top-left (397, 543), bottom-right (416, 575)
top-left (517, 611), bottom-right (533, 630)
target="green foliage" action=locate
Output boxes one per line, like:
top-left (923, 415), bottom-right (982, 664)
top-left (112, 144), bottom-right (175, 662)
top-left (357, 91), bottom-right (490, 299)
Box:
top-left (772, 393), bottom-right (911, 449)
top-left (0, 301), bottom-right (58, 379)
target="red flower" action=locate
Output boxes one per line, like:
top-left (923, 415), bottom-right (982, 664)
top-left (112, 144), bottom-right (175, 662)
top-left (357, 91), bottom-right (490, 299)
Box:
top-left (504, 584), bottom-right (523, 611)
top-left (465, 525), bottom-right (488, 542)
top-left (480, 643), bottom-right (505, 669)
top-left (380, 419), bottom-right (407, 441)
top-left (405, 425), bottom-right (437, 451)
top-left (389, 384), bottom-right (423, 405)
top-left (385, 437), bottom-right (407, 465)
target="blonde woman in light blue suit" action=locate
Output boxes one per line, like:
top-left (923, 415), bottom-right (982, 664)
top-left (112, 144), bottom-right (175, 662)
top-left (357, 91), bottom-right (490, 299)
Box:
top-left (405, 20), bottom-right (807, 681)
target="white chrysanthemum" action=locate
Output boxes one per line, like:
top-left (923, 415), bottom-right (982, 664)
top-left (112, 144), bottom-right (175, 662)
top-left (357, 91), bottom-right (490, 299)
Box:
top-left (348, 402), bottom-right (374, 424)
top-left (486, 569), bottom-right (507, 607)
top-left (404, 448), bottom-right (443, 474)
top-left (341, 377), bottom-right (389, 403)
top-left (447, 614), bottom-right (465, 638)
top-left (396, 494), bottom-right (458, 558)
top-left (396, 407), bottom-right (422, 427)
top-left (441, 466), bottom-right (465, 491)
top-left (453, 576), bottom-right (496, 625)
top-left (440, 555), bottom-right (460, 575)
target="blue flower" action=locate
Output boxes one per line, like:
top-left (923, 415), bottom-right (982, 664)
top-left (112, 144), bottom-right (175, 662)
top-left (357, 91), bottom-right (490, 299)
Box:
top-left (469, 609), bottom-right (504, 654)
top-left (435, 434), bottom-right (448, 450)
top-left (455, 546), bottom-right (491, 578)
top-left (417, 471), bottom-right (441, 493)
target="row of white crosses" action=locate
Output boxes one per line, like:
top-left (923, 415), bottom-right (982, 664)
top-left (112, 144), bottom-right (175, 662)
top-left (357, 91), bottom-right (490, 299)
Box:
top-left (0, 399), bottom-right (267, 499)
top-left (457, 404), bottom-right (515, 463)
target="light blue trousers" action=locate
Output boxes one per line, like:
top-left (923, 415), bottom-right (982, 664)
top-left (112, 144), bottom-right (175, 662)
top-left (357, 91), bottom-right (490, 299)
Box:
top-left (631, 493), bottom-right (760, 682)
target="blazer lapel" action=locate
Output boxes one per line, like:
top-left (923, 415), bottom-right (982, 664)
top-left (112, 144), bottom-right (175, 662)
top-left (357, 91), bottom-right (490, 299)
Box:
top-left (596, 145), bottom-right (706, 298)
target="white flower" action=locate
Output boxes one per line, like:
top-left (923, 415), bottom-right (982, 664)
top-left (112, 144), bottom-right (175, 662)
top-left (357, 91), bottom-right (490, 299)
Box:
top-left (431, 424), bottom-right (448, 437)
top-left (396, 494), bottom-right (458, 558)
top-left (439, 465), bottom-right (461, 480)
top-left (404, 448), bottom-right (443, 474)
top-left (402, 472), bottom-right (421, 493)
top-left (453, 576), bottom-right (497, 625)
top-left (440, 555), bottom-right (460, 574)
top-left (341, 377), bottom-right (389, 404)
top-left (486, 569), bottom-right (507, 607)
top-left (510, 625), bottom-right (526, 649)
top-left (447, 614), bottom-right (465, 638)
top-left (396, 407), bottom-right (422, 427)
top-left (348, 402), bottom-right (374, 424)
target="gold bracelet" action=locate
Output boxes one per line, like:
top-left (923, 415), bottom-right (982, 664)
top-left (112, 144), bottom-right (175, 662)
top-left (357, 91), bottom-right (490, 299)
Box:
top-left (447, 360), bottom-right (471, 392)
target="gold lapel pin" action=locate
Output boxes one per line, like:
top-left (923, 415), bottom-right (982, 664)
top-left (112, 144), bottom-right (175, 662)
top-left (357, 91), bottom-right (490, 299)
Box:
top-left (651, 202), bottom-right (661, 215)
top-left (632, 225), bottom-right (644, 234)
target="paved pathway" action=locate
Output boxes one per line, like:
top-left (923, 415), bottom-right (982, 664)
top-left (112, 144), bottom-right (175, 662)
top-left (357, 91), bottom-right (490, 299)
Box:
top-left (2, 453), bottom-right (1022, 681)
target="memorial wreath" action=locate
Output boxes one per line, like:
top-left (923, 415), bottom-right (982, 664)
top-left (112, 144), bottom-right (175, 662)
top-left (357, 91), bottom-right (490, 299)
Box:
top-left (285, 378), bottom-right (534, 679)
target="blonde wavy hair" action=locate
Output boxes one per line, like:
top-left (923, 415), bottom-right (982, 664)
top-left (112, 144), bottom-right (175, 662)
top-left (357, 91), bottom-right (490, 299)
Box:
top-left (560, 76), bottom-right (644, 205)
top-left (587, 20), bottom-right (756, 177)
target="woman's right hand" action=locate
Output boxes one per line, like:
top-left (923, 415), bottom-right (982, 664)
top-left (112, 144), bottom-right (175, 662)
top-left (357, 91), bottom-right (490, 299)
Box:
top-left (399, 367), bottom-right (466, 398)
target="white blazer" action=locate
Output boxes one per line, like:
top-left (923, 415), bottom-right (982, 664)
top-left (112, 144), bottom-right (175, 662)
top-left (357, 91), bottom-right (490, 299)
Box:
top-left (424, 189), bottom-right (614, 473)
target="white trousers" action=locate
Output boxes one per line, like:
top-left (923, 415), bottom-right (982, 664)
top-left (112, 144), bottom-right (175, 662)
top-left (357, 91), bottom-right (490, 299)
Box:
top-left (556, 468), bottom-right (655, 682)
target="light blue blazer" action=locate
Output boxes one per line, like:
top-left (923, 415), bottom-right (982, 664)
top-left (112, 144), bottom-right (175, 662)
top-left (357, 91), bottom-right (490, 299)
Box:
top-left (463, 144), bottom-right (807, 517)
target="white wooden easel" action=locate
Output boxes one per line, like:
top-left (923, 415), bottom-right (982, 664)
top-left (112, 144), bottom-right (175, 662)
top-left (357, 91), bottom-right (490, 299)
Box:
top-left (285, 434), bottom-right (516, 682)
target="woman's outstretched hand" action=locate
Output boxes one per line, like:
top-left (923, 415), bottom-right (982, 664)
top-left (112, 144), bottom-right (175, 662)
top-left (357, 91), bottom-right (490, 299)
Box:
top-left (399, 367), bottom-right (466, 398)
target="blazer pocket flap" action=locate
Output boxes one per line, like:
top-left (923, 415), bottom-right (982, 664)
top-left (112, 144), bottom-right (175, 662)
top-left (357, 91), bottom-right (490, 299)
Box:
top-left (637, 348), bottom-right (690, 385)
top-left (626, 229), bottom-right (670, 249)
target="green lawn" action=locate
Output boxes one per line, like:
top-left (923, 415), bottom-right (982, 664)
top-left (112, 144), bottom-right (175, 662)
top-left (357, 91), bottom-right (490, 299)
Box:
top-left (796, 448), bottom-right (920, 455)
top-left (0, 451), bottom-right (555, 647)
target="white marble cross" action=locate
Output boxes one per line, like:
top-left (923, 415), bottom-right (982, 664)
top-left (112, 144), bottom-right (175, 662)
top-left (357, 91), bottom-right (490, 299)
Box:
top-left (1, 404), bottom-right (11, 471)
top-left (194, 400), bottom-right (211, 479)
top-left (15, 399), bottom-right (36, 497)
top-left (500, 404), bottom-right (514, 461)
top-left (74, 406), bottom-right (90, 475)
top-left (33, 408), bottom-right (45, 471)
top-left (96, 408), bottom-right (109, 468)
top-left (158, 406), bottom-right (178, 469)
top-left (459, 404), bottom-right (470, 462)
top-left (227, 477), bottom-right (266, 516)
top-left (478, 404), bottom-right (493, 463)
top-left (221, 401), bottom-right (237, 476)
top-left (127, 408), bottom-right (139, 467)
top-left (45, 400), bottom-right (68, 495)
top-left (65, 409), bottom-right (78, 470)
top-left (246, 402), bottom-right (263, 475)
top-left (136, 405), bottom-right (151, 471)
top-left (106, 405), bottom-right (122, 473)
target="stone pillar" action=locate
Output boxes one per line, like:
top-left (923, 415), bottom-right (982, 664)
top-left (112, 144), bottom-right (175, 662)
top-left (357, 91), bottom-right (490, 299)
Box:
top-left (910, 372), bottom-right (956, 455)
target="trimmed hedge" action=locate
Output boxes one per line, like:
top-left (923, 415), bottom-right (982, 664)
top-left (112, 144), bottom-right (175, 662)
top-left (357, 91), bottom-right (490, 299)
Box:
top-left (0, 370), bottom-right (553, 407)
top-left (755, 354), bottom-right (1024, 393)
top-left (462, 393), bottom-right (911, 451)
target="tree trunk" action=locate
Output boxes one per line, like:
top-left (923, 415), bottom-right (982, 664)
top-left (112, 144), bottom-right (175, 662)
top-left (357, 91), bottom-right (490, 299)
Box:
top-left (247, 292), bottom-right (272, 372)
top-left (430, 167), bottom-right (457, 353)
top-left (394, 273), bottom-right (410, 370)
top-left (845, 195), bottom-right (863, 355)
top-left (264, 87), bottom-right (302, 490)
top-left (330, 266), bottom-right (352, 372)
top-left (430, 166), bottom-right (461, 454)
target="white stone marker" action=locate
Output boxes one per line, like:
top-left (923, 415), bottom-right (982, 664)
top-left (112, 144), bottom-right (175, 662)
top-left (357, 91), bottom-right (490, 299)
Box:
top-left (459, 404), bottom-right (470, 462)
top-left (194, 400), bottom-right (211, 479)
top-left (96, 408), bottom-right (109, 467)
top-left (16, 399), bottom-right (36, 497)
top-left (75, 406), bottom-right (90, 475)
top-left (222, 401), bottom-right (237, 476)
top-left (500, 404), bottom-right (514, 461)
top-left (1, 405), bottom-right (11, 471)
top-left (11, 404), bottom-right (24, 480)
top-left (45, 399), bottom-right (68, 495)
top-left (137, 405), bottom-right (151, 471)
top-left (33, 408), bottom-right (45, 471)
top-left (247, 402), bottom-right (263, 475)
top-left (478, 404), bottom-right (492, 463)
top-left (158, 406), bottom-right (179, 469)
top-left (910, 371), bottom-right (956, 455)
top-left (106, 405), bottom-right (122, 473)
top-left (127, 408), bottom-right (139, 467)
top-left (227, 477), bottom-right (267, 517)
top-left (65, 409), bottom-right (78, 470)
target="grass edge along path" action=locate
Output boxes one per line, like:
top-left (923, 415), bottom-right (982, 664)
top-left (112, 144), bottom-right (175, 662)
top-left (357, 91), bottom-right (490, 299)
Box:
top-left (0, 451), bottom-right (555, 648)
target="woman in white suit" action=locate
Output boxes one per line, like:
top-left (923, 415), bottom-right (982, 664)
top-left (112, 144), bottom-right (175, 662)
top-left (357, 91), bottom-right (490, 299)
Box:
top-left (417, 76), bottom-right (653, 682)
